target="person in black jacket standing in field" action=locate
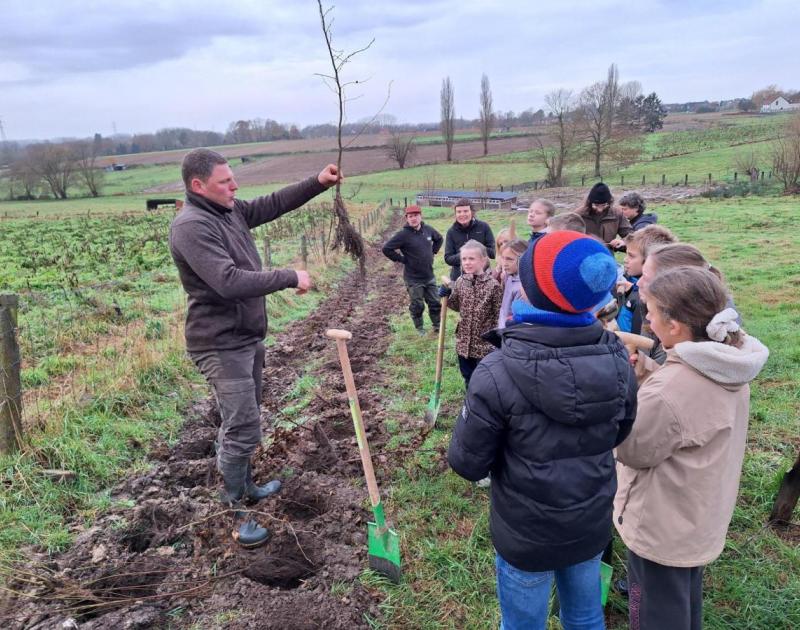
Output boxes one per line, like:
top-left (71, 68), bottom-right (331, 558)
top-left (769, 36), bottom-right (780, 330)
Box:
top-left (382, 205), bottom-right (444, 335)
top-left (448, 231), bottom-right (637, 630)
top-left (170, 148), bottom-right (339, 548)
top-left (443, 198), bottom-right (495, 281)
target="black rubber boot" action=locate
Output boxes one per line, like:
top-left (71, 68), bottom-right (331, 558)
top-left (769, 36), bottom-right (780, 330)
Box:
top-left (220, 459), bottom-right (270, 549)
top-left (244, 462), bottom-right (281, 502)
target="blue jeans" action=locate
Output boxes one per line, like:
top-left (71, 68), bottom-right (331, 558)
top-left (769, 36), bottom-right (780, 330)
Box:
top-left (496, 552), bottom-right (605, 630)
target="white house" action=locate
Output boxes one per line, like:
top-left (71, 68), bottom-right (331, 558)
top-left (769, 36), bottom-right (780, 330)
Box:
top-left (761, 96), bottom-right (800, 113)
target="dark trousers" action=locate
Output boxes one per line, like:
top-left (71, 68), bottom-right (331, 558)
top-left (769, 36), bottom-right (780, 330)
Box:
top-left (458, 355), bottom-right (480, 388)
top-left (627, 549), bottom-right (704, 630)
top-left (189, 342), bottom-right (266, 470)
top-left (405, 279), bottom-right (441, 330)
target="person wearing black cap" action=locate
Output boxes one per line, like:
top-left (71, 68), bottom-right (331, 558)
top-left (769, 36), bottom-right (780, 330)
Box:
top-left (577, 183), bottom-right (633, 250)
top-left (382, 205), bottom-right (444, 334)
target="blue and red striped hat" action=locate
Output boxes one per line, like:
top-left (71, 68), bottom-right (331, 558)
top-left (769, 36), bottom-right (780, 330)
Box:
top-left (518, 231), bottom-right (617, 315)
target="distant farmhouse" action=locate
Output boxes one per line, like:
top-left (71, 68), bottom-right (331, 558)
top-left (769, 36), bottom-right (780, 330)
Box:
top-left (415, 189), bottom-right (518, 210)
top-left (761, 96), bottom-right (800, 113)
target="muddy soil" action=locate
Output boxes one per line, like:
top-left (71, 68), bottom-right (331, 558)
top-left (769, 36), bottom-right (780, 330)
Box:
top-left (0, 220), bottom-right (420, 629)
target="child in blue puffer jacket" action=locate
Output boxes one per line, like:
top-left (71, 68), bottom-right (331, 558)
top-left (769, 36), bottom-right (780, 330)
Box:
top-left (448, 231), bottom-right (637, 630)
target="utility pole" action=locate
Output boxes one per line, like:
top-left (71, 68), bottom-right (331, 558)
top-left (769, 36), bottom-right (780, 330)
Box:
top-left (0, 117), bottom-right (7, 142)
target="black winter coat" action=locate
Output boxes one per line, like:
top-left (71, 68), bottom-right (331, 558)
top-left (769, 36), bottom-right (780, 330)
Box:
top-left (382, 223), bottom-right (443, 283)
top-left (448, 321), bottom-right (637, 572)
top-left (444, 219), bottom-right (495, 281)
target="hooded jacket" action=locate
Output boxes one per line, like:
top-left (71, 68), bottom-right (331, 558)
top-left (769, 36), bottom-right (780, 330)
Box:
top-left (631, 212), bottom-right (658, 231)
top-left (169, 177), bottom-right (327, 352)
top-left (382, 222), bottom-right (443, 284)
top-left (614, 335), bottom-right (769, 567)
top-left (448, 321), bottom-right (637, 571)
top-left (444, 218), bottom-right (496, 280)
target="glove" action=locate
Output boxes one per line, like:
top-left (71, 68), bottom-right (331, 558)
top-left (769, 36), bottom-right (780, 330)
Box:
top-left (438, 285), bottom-right (452, 298)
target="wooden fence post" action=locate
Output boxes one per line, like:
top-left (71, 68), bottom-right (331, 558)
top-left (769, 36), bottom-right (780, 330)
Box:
top-left (684, 174), bottom-right (688, 186)
top-left (262, 237), bottom-right (271, 268)
top-left (581, 175), bottom-right (586, 186)
top-left (642, 175), bottom-right (646, 185)
top-left (734, 172), bottom-right (738, 182)
top-left (662, 174), bottom-right (666, 185)
top-left (708, 173), bottom-right (712, 183)
top-left (621, 175), bottom-right (624, 186)
top-left (0, 294), bottom-right (22, 455)
top-left (300, 235), bottom-right (308, 269)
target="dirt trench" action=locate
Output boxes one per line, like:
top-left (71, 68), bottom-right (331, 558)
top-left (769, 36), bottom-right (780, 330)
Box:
top-left (0, 220), bottom-right (425, 629)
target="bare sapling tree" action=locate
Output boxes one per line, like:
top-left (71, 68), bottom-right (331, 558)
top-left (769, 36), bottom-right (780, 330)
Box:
top-left (316, 0), bottom-right (378, 267)
top-left (386, 132), bottom-right (416, 169)
top-left (479, 73), bottom-right (494, 156)
top-left (535, 89), bottom-right (579, 187)
top-left (73, 141), bottom-right (105, 197)
top-left (441, 77), bottom-right (456, 161)
top-left (772, 111), bottom-right (800, 193)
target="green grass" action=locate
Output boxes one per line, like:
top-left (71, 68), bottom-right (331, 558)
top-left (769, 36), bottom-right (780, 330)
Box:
top-left (367, 198), bottom-right (800, 628)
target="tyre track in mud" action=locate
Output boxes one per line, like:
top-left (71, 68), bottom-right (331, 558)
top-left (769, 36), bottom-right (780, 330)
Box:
top-left (1, 216), bottom-right (427, 630)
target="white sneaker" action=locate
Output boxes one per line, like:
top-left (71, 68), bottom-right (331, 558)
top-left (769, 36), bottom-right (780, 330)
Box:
top-left (476, 477), bottom-right (491, 488)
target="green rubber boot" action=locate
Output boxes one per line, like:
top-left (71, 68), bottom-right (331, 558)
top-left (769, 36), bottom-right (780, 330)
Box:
top-left (220, 459), bottom-right (270, 549)
top-left (244, 462), bottom-right (282, 502)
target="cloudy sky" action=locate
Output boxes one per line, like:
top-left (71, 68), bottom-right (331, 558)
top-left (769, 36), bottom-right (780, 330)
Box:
top-left (1, 0), bottom-right (797, 141)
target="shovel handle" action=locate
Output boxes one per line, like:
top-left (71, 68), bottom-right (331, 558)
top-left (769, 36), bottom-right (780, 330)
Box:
top-left (434, 295), bottom-right (448, 385)
top-left (614, 330), bottom-right (655, 351)
top-left (325, 329), bottom-right (352, 341)
top-left (326, 329), bottom-right (381, 510)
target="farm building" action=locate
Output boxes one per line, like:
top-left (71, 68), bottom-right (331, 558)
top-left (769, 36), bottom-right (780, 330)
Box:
top-left (415, 189), bottom-right (518, 210)
top-left (760, 96), bottom-right (800, 113)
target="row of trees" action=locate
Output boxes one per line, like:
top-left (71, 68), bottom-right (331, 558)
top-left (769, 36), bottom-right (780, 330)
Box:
top-left (6, 141), bottom-right (104, 200)
top-left (432, 64), bottom-right (667, 182)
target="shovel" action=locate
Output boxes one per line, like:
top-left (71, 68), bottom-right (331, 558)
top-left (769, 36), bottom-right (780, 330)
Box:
top-left (423, 275), bottom-right (452, 431)
top-left (325, 328), bottom-right (401, 583)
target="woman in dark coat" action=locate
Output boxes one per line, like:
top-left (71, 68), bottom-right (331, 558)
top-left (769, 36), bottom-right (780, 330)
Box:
top-left (444, 198), bottom-right (495, 280)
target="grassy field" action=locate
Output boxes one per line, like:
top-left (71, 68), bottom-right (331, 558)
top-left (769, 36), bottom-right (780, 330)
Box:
top-left (367, 198), bottom-right (800, 629)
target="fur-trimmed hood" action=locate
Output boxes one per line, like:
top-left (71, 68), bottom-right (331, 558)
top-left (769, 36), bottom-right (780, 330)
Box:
top-left (672, 334), bottom-right (769, 387)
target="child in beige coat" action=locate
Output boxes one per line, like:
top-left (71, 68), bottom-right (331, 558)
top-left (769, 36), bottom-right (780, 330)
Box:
top-left (614, 266), bottom-right (768, 630)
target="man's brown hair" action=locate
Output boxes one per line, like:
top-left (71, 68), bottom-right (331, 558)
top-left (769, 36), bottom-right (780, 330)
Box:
top-left (181, 148), bottom-right (228, 189)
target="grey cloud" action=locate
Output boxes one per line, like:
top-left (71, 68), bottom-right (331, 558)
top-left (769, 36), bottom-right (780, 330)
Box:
top-left (0, 3), bottom-right (262, 81)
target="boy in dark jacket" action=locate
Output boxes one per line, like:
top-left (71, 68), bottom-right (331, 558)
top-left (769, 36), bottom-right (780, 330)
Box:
top-left (382, 206), bottom-right (444, 334)
top-left (618, 192), bottom-right (658, 231)
top-left (448, 231), bottom-right (637, 630)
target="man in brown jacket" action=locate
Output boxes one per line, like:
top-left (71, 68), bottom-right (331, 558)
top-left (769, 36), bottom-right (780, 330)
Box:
top-left (576, 183), bottom-right (632, 250)
top-left (170, 148), bottom-right (339, 547)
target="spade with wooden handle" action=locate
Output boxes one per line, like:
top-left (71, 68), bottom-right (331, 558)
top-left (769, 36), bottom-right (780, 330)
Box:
top-left (423, 274), bottom-right (453, 431)
top-left (325, 328), bottom-right (401, 583)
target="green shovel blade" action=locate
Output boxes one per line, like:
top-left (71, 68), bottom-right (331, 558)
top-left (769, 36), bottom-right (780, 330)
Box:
top-left (367, 521), bottom-right (402, 584)
top-left (600, 561), bottom-right (613, 606)
top-left (423, 382), bottom-right (441, 429)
